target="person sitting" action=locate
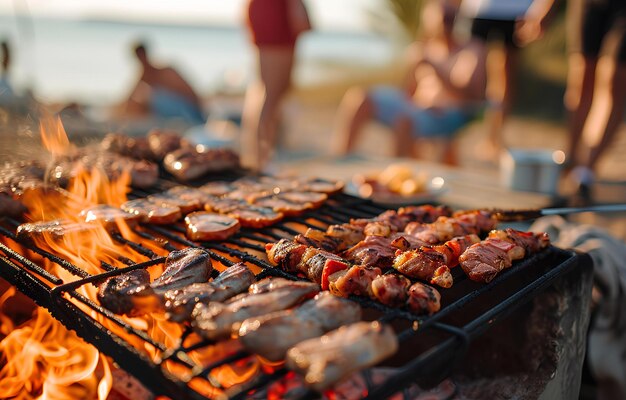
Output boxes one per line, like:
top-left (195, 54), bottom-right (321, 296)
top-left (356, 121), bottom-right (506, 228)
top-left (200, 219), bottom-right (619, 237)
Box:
top-left (333, 0), bottom-right (487, 165)
top-left (123, 42), bottom-right (205, 126)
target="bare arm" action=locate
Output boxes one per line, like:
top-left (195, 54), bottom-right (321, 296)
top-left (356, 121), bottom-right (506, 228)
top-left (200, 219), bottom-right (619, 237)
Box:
top-left (421, 41), bottom-right (487, 101)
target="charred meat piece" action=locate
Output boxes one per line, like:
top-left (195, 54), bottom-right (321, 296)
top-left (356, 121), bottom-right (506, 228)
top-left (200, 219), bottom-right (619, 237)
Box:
top-left (166, 186), bottom-right (216, 207)
top-left (343, 235), bottom-right (397, 270)
top-left (127, 159), bottom-right (159, 189)
top-left (192, 279), bottom-right (319, 340)
top-left (392, 234), bottom-right (480, 288)
top-left (148, 191), bottom-right (202, 214)
top-left (164, 262), bottom-right (254, 322)
top-left (371, 274), bottom-right (411, 308)
top-left (248, 277), bottom-right (303, 294)
top-left (266, 239), bottom-right (308, 273)
top-left (151, 248), bottom-right (212, 294)
top-left (297, 177), bottom-right (345, 195)
top-left (279, 191), bottom-right (328, 208)
top-left (16, 219), bottom-right (99, 241)
top-left (459, 228), bottom-right (550, 283)
top-left (199, 181), bottom-right (237, 197)
top-left (328, 265), bottom-right (382, 299)
top-left (121, 198), bottom-right (182, 224)
top-left (294, 229), bottom-right (342, 252)
top-left (238, 292), bottom-right (362, 361)
top-left (286, 321), bottom-right (398, 391)
top-left (184, 212), bottom-right (240, 241)
top-left (251, 193), bottom-right (314, 216)
top-left (97, 269), bottom-right (161, 316)
top-left (488, 228), bottom-right (550, 253)
top-left (227, 205), bottom-right (283, 228)
top-left (296, 248), bottom-right (348, 284)
top-left (459, 238), bottom-right (525, 283)
top-left (407, 282), bottom-right (441, 314)
top-left (325, 223), bottom-right (365, 251)
top-left (147, 129), bottom-right (191, 161)
top-left (101, 133), bottom-right (155, 160)
top-left (163, 147), bottom-right (240, 181)
top-left (79, 204), bottom-right (142, 231)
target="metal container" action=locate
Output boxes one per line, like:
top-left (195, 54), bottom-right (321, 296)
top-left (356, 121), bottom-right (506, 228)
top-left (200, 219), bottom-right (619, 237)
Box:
top-left (500, 148), bottom-right (565, 196)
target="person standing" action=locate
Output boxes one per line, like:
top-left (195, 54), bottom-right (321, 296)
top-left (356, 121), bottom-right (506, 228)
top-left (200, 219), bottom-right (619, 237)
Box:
top-left (242, 0), bottom-right (311, 171)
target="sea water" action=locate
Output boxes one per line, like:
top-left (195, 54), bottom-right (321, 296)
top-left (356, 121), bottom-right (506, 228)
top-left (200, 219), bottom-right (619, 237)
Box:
top-left (0, 15), bottom-right (394, 106)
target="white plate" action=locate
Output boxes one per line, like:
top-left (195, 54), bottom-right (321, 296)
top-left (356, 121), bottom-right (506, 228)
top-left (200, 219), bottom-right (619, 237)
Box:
top-left (345, 176), bottom-right (448, 206)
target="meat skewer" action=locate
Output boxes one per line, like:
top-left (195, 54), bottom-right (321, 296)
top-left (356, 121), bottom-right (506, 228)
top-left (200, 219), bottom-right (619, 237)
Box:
top-left (459, 228), bottom-right (550, 283)
top-left (392, 234), bottom-right (480, 288)
top-left (151, 248), bottom-right (213, 294)
top-left (285, 321), bottom-right (398, 392)
top-left (191, 278), bottom-right (319, 340)
top-left (97, 247), bottom-right (213, 316)
top-left (163, 262), bottom-right (255, 322)
top-left (327, 265), bottom-right (441, 314)
top-left (238, 292), bottom-right (362, 361)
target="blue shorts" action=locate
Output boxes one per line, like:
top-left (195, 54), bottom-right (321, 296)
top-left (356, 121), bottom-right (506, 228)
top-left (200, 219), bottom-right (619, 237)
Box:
top-left (369, 86), bottom-right (471, 138)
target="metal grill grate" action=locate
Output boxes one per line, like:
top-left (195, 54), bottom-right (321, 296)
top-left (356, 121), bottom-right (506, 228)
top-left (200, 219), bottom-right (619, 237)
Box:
top-left (0, 182), bottom-right (584, 400)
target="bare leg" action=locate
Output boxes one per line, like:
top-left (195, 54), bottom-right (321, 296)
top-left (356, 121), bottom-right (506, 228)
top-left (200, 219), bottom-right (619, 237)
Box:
top-left (393, 115), bottom-right (415, 158)
top-left (484, 45), bottom-right (518, 160)
top-left (253, 47), bottom-right (294, 170)
top-left (332, 87), bottom-right (374, 155)
top-left (584, 58), bottom-right (626, 170)
top-left (564, 53), bottom-right (597, 168)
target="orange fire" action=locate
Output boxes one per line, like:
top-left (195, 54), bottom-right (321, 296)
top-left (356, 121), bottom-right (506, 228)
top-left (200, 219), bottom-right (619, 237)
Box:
top-left (0, 117), bottom-right (262, 399)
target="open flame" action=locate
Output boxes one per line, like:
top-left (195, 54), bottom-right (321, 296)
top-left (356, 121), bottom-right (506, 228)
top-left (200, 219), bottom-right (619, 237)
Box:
top-left (0, 117), bottom-right (263, 398)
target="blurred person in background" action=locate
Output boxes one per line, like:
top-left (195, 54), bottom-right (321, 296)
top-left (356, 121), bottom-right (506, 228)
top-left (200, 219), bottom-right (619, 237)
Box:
top-left (332, 0), bottom-right (487, 166)
top-left (458, 0), bottom-right (557, 162)
top-left (0, 41), bottom-right (15, 102)
top-left (241, 0), bottom-right (311, 171)
top-left (123, 42), bottom-right (205, 126)
top-left (562, 0), bottom-right (626, 200)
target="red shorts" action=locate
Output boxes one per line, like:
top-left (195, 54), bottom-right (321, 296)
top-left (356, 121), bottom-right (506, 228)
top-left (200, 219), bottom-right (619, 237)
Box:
top-left (247, 0), bottom-right (297, 48)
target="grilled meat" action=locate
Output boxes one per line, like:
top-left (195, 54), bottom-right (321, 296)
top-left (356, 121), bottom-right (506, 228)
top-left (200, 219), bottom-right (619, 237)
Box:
top-left (404, 211), bottom-right (497, 245)
top-left (327, 265), bottom-right (441, 314)
top-left (285, 321), bottom-right (398, 391)
top-left (279, 191), bottom-right (328, 208)
top-left (459, 229), bottom-right (550, 283)
top-left (294, 229), bottom-right (342, 252)
top-left (328, 265), bottom-right (381, 299)
top-left (79, 204), bottom-right (142, 231)
top-left (164, 262), bottom-right (254, 322)
top-left (121, 198), bottom-right (182, 224)
top-left (393, 234), bottom-right (480, 288)
top-left (166, 186), bottom-right (216, 208)
top-left (371, 274), bottom-right (411, 308)
top-left (163, 147), bottom-right (240, 181)
top-left (343, 235), bottom-right (397, 269)
top-left (192, 279), bottom-right (319, 340)
top-left (266, 239), bottom-right (308, 273)
top-left (250, 193), bottom-right (318, 217)
top-left (297, 177), bottom-right (345, 195)
top-left (199, 181), bottom-right (237, 197)
top-left (151, 248), bottom-right (212, 293)
top-left (238, 292), bottom-right (361, 361)
top-left (407, 282), bottom-right (441, 314)
top-left (97, 269), bottom-right (160, 316)
top-left (227, 206), bottom-right (283, 228)
top-left (147, 129), bottom-right (191, 161)
top-left (101, 133), bottom-right (155, 161)
top-left (148, 192), bottom-right (202, 214)
top-left (16, 219), bottom-right (99, 241)
top-left (184, 212), bottom-right (240, 241)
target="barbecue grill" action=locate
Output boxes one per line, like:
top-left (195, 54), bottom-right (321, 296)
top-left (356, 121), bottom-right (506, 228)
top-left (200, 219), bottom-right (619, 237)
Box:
top-left (0, 177), bottom-right (591, 400)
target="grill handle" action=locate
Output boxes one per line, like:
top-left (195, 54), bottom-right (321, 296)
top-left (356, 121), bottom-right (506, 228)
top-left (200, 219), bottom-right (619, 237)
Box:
top-left (493, 204), bottom-right (626, 221)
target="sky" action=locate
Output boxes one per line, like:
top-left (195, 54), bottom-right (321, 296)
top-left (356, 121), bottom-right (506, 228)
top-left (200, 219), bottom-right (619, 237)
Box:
top-left (0, 0), bottom-right (373, 31)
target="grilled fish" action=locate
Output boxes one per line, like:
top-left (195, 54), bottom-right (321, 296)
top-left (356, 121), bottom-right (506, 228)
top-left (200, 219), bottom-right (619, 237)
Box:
top-left (191, 279), bottom-right (319, 340)
top-left (97, 269), bottom-right (161, 316)
top-left (151, 248), bottom-right (212, 293)
top-left (164, 262), bottom-right (255, 322)
top-left (286, 321), bottom-right (398, 391)
top-left (238, 292), bottom-right (361, 361)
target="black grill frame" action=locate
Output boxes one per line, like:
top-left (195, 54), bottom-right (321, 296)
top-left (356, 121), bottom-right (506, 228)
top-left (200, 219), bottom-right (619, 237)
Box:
top-left (0, 182), bottom-right (585, 400)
